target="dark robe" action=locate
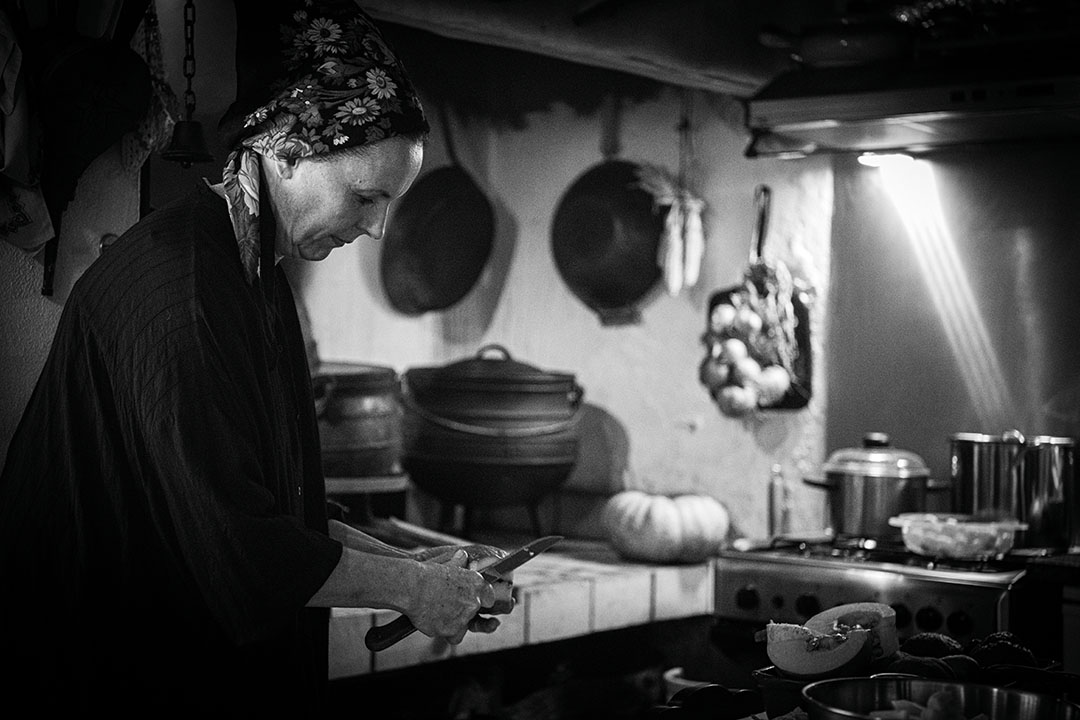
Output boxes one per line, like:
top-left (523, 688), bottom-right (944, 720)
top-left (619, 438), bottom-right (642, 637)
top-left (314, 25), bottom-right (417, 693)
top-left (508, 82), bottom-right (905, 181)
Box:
top-left (0, 182), bottom-right (343, 716)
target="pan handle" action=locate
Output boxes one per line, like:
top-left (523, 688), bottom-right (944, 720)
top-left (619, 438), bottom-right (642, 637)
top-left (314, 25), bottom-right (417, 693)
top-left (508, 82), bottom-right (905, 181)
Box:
top-left (436, 101), bottom-right (463, 168)
top-left (750, 185), bottom-right (771, 261)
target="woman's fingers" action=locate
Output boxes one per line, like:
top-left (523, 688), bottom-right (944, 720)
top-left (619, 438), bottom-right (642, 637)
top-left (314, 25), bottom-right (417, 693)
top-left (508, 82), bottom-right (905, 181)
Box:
top-left (468, 615), bottom-right (500, 634)
top-left (406, 542), bottom-right (518, 643)
top-left (486, 582), bottom-right (515, 614)
top-left (478, 579), bottom-right (496, 609)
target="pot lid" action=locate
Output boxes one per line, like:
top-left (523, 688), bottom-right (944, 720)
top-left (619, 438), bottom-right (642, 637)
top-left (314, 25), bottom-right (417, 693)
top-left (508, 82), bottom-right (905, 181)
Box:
top-left (314, 362), bottom-right (398, 392)
top-left (949, 429), bottom-right (1026, 444)
top-left (823, 432), bottom-right (929, 479)
top-left (406, 344), bottom-right (576, 389)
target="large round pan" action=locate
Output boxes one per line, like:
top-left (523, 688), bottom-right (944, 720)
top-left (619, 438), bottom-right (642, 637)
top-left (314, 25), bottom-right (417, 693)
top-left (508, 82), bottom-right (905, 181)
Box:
top-left (380, 104), bottom-right (494, 315)
top-left (550, 159), bottom-right (665, 325)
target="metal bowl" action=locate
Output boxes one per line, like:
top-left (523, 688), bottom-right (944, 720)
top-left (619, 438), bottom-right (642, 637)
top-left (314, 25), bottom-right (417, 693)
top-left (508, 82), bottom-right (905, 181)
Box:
top-left (802, 677), bottom-right (1080, 720)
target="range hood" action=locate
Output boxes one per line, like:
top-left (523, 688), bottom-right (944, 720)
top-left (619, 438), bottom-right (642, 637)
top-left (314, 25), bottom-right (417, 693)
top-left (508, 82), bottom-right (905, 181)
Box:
top-left (357, 0), bottom-right (1080, 159)
top-left (744, 50), bottom-right (1080, 158)
top-left (357, 0), bottom-right (816, 96)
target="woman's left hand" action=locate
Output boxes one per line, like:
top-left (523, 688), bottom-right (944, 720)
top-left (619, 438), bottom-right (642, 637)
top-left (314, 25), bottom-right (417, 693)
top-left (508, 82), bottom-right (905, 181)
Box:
top-left (414, 544), bottom-right (515, 617)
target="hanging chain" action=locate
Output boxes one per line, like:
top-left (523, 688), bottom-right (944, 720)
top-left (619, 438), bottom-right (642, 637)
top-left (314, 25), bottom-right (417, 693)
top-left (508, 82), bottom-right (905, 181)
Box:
top-left (182, 0), bottom-right (197, 119)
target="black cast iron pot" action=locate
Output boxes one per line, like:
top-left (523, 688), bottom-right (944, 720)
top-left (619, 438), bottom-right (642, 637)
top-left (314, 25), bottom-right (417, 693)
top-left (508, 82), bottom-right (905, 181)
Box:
top-left (400, 345), bottom-right (585, 533)
top-left (402, 344), bottom-right (583, 427)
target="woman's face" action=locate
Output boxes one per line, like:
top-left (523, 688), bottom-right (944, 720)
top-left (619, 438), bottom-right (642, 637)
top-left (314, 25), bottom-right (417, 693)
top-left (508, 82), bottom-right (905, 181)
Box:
top-left (264, 135), bottom-right (424, 262)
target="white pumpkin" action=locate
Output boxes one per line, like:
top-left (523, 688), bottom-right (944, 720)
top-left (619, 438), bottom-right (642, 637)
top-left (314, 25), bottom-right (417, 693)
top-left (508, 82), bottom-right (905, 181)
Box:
top-left (601, 490), bottom-right (730, 563)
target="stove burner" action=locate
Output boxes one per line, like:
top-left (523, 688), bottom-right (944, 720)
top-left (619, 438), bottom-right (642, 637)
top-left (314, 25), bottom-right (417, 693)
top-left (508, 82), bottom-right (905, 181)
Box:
top-left (759, 534), bottom-right (1030, 573)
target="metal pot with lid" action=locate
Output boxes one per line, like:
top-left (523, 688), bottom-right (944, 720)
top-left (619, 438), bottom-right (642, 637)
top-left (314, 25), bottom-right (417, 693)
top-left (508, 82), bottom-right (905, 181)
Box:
top-left (805, 432), bottom-right (937, 541)
top-left (403, 344), bottom-right (583, 428)
top-left (400, 345), bottom-right (586, 537)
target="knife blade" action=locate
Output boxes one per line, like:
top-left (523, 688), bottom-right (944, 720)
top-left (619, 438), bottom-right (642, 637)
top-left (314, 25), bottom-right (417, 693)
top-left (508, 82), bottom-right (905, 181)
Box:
top-left (478, 534), bottom-right (562, 581)
top-left (364, 535), bottom-right (563, 652)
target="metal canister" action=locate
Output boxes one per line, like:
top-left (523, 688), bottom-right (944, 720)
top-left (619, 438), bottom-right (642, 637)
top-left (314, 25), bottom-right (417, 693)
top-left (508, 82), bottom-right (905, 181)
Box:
top-left (314, 363), bottom-right (403, 478)
top-left (949, 430), bottom-right (1026, 520)
top-left (949, 430), bottom-right (1076, 550)
top-left (1026, 435), bottom-right (1076, 550)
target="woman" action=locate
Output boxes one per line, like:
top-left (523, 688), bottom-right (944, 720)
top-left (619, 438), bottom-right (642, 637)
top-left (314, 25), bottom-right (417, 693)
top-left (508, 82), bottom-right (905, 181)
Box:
top-left (0, 2), bottom-right (512, 714)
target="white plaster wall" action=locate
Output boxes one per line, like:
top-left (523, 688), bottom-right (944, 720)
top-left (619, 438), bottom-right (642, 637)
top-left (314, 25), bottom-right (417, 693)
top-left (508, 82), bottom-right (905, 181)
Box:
top-left (292, 86), bottom-right (834, 541)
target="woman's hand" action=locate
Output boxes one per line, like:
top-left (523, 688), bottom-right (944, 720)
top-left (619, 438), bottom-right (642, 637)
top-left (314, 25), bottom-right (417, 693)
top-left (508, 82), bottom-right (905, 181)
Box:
top-left (309, 526), bottom-right (514, 641)
top-left (414, 544), bottom-right (515, 616)
top-left (404, 549), bottom-right (499, 645)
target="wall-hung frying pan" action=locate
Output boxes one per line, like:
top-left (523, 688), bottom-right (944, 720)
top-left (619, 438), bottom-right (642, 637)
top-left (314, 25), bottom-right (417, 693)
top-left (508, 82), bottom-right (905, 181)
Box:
top-left (550, 159), bottom-right (665, 325)
top-left (380, 103), bottom-right (494, 315)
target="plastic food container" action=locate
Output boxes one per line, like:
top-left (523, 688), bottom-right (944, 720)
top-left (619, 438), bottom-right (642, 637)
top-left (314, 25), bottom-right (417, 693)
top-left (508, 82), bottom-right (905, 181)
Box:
top-left (888, 512), bottom-right (1028, 560)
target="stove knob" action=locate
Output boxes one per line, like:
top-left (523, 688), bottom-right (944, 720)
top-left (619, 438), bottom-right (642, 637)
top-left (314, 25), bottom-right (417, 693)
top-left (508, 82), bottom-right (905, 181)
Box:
top-left (735, 585), bottom-right (760, 610)
top-left (795, 594), bottom-right (821, 619)
top-left (891, 604), bottom-right (912, 630)
top-left (946, 610), bottom-right (974, 638)
top-left (915, 606), bottom-right (943, 632)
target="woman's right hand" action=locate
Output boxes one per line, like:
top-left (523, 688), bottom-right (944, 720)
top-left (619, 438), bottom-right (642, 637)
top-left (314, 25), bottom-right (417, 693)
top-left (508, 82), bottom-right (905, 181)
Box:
top-left (404, 549), bottom-right (498, 645)
top-left (414, 544), bottom-right (515, 616)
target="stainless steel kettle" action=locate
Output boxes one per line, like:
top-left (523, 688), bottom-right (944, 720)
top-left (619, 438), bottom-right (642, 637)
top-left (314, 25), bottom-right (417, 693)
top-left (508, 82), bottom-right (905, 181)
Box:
top-left (949, 430), bottom-right (1077, 550)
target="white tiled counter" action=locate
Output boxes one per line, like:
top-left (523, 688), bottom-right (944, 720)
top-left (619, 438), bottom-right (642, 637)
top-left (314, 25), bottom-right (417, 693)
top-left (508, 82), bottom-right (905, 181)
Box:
top-left (328, 538), bottom-right (716, 680)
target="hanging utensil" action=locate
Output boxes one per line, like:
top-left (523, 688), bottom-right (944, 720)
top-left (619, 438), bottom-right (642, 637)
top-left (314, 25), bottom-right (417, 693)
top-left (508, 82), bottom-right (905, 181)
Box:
top-left (380, 101), bottom-right (495, 315)
top-left (551, 94), bottom-right (664, 325)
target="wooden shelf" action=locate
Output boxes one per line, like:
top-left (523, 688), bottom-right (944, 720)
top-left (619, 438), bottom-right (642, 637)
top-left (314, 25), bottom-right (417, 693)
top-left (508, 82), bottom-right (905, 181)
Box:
top-left (325, 473), bottom-right (409, 496)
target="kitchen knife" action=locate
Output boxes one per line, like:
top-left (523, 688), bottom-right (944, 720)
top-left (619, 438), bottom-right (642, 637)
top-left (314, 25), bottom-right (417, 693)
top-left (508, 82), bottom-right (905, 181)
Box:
top-left (364, 535), bottom-right (563, 652)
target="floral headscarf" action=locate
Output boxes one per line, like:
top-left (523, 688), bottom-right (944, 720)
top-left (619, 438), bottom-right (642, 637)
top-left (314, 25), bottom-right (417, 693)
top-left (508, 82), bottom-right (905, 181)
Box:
top-left (221, 0), bottom-right (428, 285)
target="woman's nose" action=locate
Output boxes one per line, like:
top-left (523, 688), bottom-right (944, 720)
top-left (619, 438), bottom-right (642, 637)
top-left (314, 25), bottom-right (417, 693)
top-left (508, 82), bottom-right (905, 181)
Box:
top-left (355, 206), bottom-right (388, 242)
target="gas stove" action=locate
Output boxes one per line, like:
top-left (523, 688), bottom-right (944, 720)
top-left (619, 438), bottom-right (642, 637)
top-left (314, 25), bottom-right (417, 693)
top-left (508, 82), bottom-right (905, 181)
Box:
top-left (714, 536), bottom-right (1030, 644)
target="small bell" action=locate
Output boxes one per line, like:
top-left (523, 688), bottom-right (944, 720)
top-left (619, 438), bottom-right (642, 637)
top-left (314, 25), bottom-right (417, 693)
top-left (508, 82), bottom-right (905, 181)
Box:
top-left (161, 120), bottom-right (214, 168)
top-left (162, 1), bottom-right (213, 169)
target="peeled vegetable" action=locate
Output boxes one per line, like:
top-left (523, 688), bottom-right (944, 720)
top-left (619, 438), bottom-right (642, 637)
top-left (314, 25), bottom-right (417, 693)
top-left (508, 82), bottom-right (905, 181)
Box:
top-left (761, 602), bottom-right (901, 681)
top-left (870, 689), bottom-right (971, 720)
top-left (765, 621), bottom-right (873, 680)
top-left (601, 490), bottom-right (730, 563)
top-left (804, 602), bottom-right (900, 661)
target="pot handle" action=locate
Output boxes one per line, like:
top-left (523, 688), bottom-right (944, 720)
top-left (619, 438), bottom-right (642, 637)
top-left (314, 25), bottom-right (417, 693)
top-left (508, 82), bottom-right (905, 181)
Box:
top-left (399, 378), bottom-right (584, 438)
top-left (802, 476), bottom-right (830, 489)
top-left (927, 477), bottom-right (951, 492)
top-left (569, 381), bottom-right (585, 409)
top-left (476, 343), bottom-right (512, 361)
top-left (312, 376), bottom-right (337, 420)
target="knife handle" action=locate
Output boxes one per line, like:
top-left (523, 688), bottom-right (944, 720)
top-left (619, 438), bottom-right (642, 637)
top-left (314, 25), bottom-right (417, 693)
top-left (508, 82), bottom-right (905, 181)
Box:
top-left (365, 614), bottom-right (417, 651)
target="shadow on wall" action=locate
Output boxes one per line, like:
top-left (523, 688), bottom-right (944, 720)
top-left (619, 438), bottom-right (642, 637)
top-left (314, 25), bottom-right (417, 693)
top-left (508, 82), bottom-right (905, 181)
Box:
top-left (565, 403), bottom-right (631, 494)
top-left (440, 191), bottom-right (518, 345)
top-left (468, 402), bottom-right (632, 539)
